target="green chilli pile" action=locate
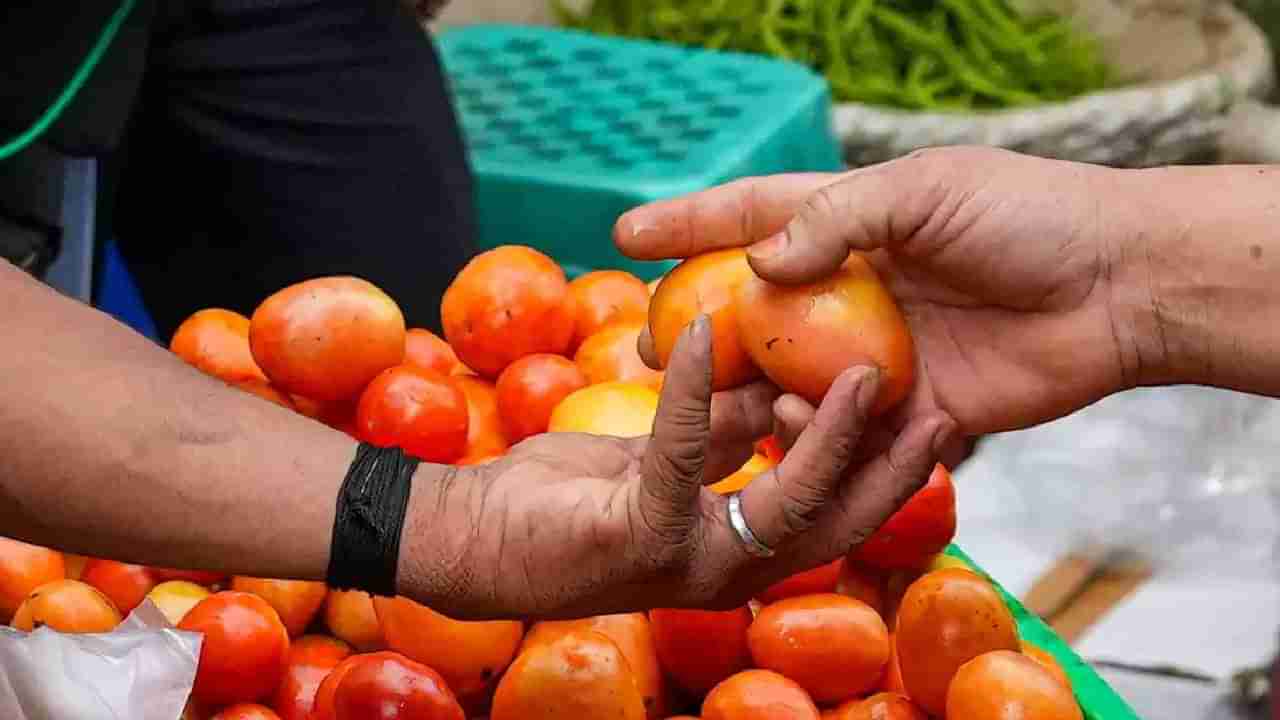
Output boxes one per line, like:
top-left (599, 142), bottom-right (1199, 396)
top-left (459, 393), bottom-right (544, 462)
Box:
top-left (553, 0), bottom-right (1111, 111)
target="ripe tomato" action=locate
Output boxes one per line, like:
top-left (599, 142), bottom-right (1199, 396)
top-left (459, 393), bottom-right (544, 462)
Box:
top-left (755, 435), bottom-right (785, 464)
top-left (881, 569), bottom-right (920, 626)
top-left (0, 538), bottom-right (65, 622)
top-left (323, 589), bottom-right (384, 651)
top-left (1022, 640), bottom-right (1073, 690)
top-left (230, 577), bottom-right (328, 637)
top-left (311, 654), bottom-right (362, 720)
top-left (441, 245), bottom-right (575, 378)
top-left (927, 553), bottom-right (971, 573)
top-left (82, 559), bottom-right (158, 615)
top-left (273, 635), bottom-right (352, 720)
top-left (148, 580), bottom-right (212, 625)
top-left (151, 567), bottom-right (228, 586)
top-left (757, 560), bottom-right (842, 605)
top-left (333, 651), bottom-right (465, 720)
top-left (650, 607), bottom-right (753, 695)
top-left (235, 380), bottom-right (297, 409)
top-left (492, 629), bottom-right (646, 720)
top-left (374, 595), bottom-right (524, 707)
top-left (574, 320), bottom-right (664, 391)
top-left (648, 249), bottom-right (760, 391)
top-left (748, 594), bottom-right (889, 703)
top-left (495, 354), bottom-right (588, 442)
top-left (179, 591), bottom-right (291, 707)
top-left (851, 464), bottom-right (956, 571)
top-left (702, 669), bottom-right (819, 720)
top-left (11, 579), bottom-right (121, 633)
top-left (524, 613), bottom-right (667, 719)
top-left (825, 692), bottom-right (926, 720)
top-left (291, 396), bottom-right (359, 434)
top-left (356, 365), bottom-right (470, 463)
top-left (734, 253), bottom-right (915, 414)
top-left (547, 382), bottom-right (659, 438)
top-left (835, 561), bottom-right (887, 616)
top-left (452, 377), bottom-right (508, 462)
top-left (946, 650), bottom-right (1083, 720)
top-left (708, 453), bottom-right (776, 495)
top-left (894, 568), bottom-right (1019, 716)
top-left (568, 270), bottom-right (651, 349)
top-left (171, 308), bottom-right (269, 383)
top-left (64, 553), bottom-right (89, 581)
top-left (880, 635), bottom-right (906, 694)
top-left (250, 276), bottom-right (406, 402)
top-left (404, 328), bottom-right (461, 375)
top-left (210, 704), bottom-right (281, 720)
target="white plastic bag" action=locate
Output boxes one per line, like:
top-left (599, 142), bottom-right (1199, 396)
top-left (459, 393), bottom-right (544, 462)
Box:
top-left (0, 600), bottom-right (201, 720)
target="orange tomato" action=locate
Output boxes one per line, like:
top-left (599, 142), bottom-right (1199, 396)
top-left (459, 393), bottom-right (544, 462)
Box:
top-left (880, 635), bottom-right (906, 694)
top-left (496, 354), bottom-right (589, 442)
top-left (649, 249), bottom-right (760, 391)
top-left (311, 654), bottom-right (362, 720)
top-left (82, 559), bottom-right (158, 615)
top-left (1022, 640), bottom-right (1073, 691)
top-left (235, 380), bottom-right (297, 409)
top-left (568, 270), bottom-right (651, 349)
top-left (324, 589), bottom-right (384, 651)
top-left (333, 651), bottom-right (465, 720)
top-left (881, 570), bottom-right (919, 626)
top-left (374, 596), bottom-right (524, 706)
top-left (179, 591), bottom-right (291, 707)
top-left (826, 692), bottom-right (926, 720)
top-left (148, 580), bottom-right (212, 625)
top-left (757, 560), bottom-right (842, 605)
top-left (273, 635), bottom-right (352, 720)
top-left (291, 396), bottom-right (359, 433)
top-left (548, 381), bottom-right (659, 438)
top-left (0, 538), bottom-right (65, 622)
top-left (404, 328), bottom-right (461, 375)
top-left (230, 577), bottom-right (328, 638)
top-left (894, 568), bottom-right (1020, 716)
top-left (748, 594), bottom-right (889, 703)
top-left (650, 607), bottom-right (753, 696)
top-left (151, 567), bottom-right (228, 586)
top-left (441, 245), bottom-right (575, 378)
top-left (210, 704), bottom-right (281, 720)
top-left (574, 320), bottom-right (664, 391)
top-left (734, 253), bottom-right (914, 414)
top-left (851, 464), bottom-right (956, 571)
top-left (355, 365), bottom-right (470, 463)
top-left (523, 613), bottom-right (667, 719)
top-left (835, 561), bottom-right (887, 616)
top-left (171, 308), bottom-right (269, 383)
top-left (454, 376), bottom-right (510, 462)
top-left (64, 553), bottom-right (90, 581)
top-left (491, 629), bottom-right (646, 720)
top-left (709, 453), bottom-right (776, 495)
top-left (946, 650), bottom-right (1083, 720)
top-left (702, 669), bottom-right (819, 720)
top-left (250, 276), bottom-right (406, 402)
top-left (11, 579), bottom-right (121, 633)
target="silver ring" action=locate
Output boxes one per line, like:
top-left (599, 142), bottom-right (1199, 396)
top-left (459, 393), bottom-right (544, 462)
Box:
top-left (727, 493), bottom-right (775, 558)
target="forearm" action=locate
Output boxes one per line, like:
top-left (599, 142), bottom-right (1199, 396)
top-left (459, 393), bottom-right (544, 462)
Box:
top-left (1112, 164), bottom-right (1280, 395)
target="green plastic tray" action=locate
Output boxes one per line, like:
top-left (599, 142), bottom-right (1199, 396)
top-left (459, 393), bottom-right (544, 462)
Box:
top-left (945, 546), bottom-right (1142, 720)
top-left (437, 25), bottom-right (844, 280)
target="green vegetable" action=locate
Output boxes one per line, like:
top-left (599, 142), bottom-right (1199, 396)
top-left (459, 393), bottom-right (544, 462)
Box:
top-left (553, 0), bottom-right (1111, 111)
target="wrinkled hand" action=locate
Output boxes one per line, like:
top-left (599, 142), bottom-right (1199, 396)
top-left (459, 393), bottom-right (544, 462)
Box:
top-left (398, 317), bottom-right (954, 620)
top-left (618, 146), bottom-right (1146, 437)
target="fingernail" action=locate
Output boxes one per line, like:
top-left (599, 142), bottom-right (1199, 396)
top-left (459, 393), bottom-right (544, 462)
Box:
top-left (931, 419), bottom-right (956, 455)
top-left (853, 367), bottom-right (881, 408)
top-left (748, 232), bottom-right (789, 261)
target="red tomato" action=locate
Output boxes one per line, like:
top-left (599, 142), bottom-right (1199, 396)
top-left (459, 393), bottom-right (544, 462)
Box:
top-left (272, 635), bottom-right (352, 720)
top-left (702, 669), bottom-right (819, 720)
top-left (170, 308), bottom-right (269, 384)
top-left (755, 436), bottom-right (785, 464)
top-left (332, 651), bottom-right (466, 720)
top-left (650, 607), bottom-right (753, 695)
top-left (495, 354), bottom-right (588, 442)
top-left (851, 464), bottom-right (956, 571)
top-left (835, 561), bottom-right (887, 616)
top-left (404, 329), bottom-right (461, 375)
top-left (81, 559), bottom-right (158, 615)
top-left (757, 560), bottom-right (842, 605)
top-left (179, 591), bottom-right (291, 707)
top-left (880, 635), bottom-right (907, 694)
top-left (210, 704), bottom-right (280, 720)
top-left (453, 376), bottom-right (509, 463)
top-left (946, 650), bottom-right (1083, 720)
top-left (826, 692), bottom-right (926, 720)
top-left (356, 365), bottom-right (469, 463)
top-left (311, 654), bottom-right (362, 720)
top-left (0, 538), bottom-right (65, 622)
top-left (230, 577), bottom-right (328, 638)
top-left (151, 567), bottom-right (227, 586)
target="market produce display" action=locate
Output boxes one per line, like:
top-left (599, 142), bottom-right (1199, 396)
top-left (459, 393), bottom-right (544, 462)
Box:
top-left (0, 245), bottom-right (1087, 719)
top-left (554, 0), bottom-right (1111, 110)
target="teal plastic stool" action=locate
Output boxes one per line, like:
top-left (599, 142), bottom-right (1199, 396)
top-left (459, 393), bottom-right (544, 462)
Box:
top-left (437, 25), bottom-right (844, 280)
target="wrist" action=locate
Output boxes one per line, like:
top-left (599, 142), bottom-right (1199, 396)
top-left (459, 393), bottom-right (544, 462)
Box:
top-left (394, 461), bottom-right (477, 610)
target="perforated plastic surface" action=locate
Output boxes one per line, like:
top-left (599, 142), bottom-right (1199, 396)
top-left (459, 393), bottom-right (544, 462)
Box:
top-left (438, 25), bottom-right (843, 279)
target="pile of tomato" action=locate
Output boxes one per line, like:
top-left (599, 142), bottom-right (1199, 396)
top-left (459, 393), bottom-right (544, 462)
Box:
top-left (0, 245), bottom-right (1086, 720)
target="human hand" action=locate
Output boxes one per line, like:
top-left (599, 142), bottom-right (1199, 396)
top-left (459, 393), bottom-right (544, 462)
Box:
top-left (617, 146), bottom-right (1153, 437)
top-left (397, 317), bottom-right (955, 620)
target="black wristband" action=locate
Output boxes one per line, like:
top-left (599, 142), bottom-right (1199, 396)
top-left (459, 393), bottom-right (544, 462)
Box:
top-left (327, 443), bottom-right (419, 597)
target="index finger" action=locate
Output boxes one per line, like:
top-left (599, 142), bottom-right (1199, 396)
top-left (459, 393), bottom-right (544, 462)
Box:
top-left (613, 173), bottom-right (840, 261)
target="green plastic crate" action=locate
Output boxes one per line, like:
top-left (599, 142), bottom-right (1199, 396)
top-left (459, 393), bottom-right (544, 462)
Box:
top-left (437, 25), bottom-right (844, 280)
top-left (945, 546), bottom-right (1142, 720)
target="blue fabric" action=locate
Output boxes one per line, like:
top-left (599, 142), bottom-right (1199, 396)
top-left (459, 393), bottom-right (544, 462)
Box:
top-left (95, 239), bottom-right (159, 342)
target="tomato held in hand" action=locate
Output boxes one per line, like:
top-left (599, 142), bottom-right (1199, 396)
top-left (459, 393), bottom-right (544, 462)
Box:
top-left (324, 590), bottom-right (384, 651)
top-left (755, 435), bottom-right (785, 464)
top-left (82, 559), bottom-right (158, 615)
top-left (179, 591), bottom-right (291, 707)
top-left (650, 607), bottom-right (753, 696)
top-left (946, 650), bottom-right (1083, 720)
top-left (496, 354), bottom-right (588, 442)
top-left (333, 652), bottom-right (465, 720)
top-left (825, 692), bottom-right (926, 720)
top-left (757, 559), bottom-right (843, 605)
top-left (851, 464), bottom-right (956, 571)
top-left (574, 320), bottom-right (664, 391)
top-left (230, 577), bottom-right (328, 638)
top-left (404, 328), bottom-right (461, 375)
top-left (356, 365), bottom-right (469, 463)
top-left (441, 245), bottom-right (575, 378)
top-left (0, 538), bottom-right (65, 622)
top-left (491, 629), bottom-right (646, 720)
top-left (709, 453), bottom-right (776, 495)
top-left (748, 594), bottom-right (890, 704)
top-left (568, 270), bottom-right (651, 349)
top-left (273, 635), bottom-right (352, 720)
top-left (210, 704), bottom-right (281, 720)
top-left (894, 568), bottom-right (1020, 716)
top-left (454, 376), bottom-right (509, 463)
top-left (171, 309), bottom-right (269, 384)
top-left (11, 579), bottom-right (122, 633)
top-left (702, 669), bottom-right (819, 720)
